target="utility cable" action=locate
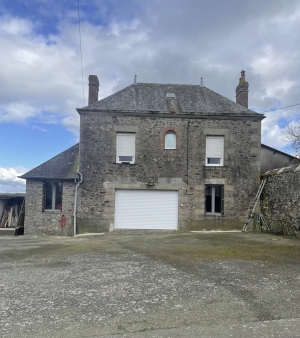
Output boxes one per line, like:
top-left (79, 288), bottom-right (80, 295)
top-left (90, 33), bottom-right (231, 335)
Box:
top-left (260, 103), bottom-right (300, 113)
top-left (78, 0), bottom-right (85, 106)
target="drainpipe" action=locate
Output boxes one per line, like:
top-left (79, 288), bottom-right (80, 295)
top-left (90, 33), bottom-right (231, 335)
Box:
top-left (73, 168), bottom-right (83, 236)
top-left (186, 121), bottom-right (191, 194)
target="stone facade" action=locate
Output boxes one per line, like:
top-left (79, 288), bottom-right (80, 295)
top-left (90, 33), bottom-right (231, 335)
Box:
top-left (76, 112), bottom-right (262, 233)
top-left (21, 75), bottom-right (264, 235)
top-left (24, 180), bottom-right (75, 236)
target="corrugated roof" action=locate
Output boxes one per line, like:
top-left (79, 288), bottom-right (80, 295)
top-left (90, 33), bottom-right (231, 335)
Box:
top-left (20, 144), bottom-right (79, 180)
top-left (79, 83), bottom-right (263, 116)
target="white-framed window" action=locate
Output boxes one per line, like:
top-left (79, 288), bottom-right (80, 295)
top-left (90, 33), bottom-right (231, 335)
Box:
top-left (205, 185), bottom-right (223, 215)
top-left (43, 182), bottom-right (62, 211)
top-left (165, 131), bottom-right (176, 149)
top-left (116, 133), bottom-right (135, 164)
top-left (206, 136), bottom-right (224, 166)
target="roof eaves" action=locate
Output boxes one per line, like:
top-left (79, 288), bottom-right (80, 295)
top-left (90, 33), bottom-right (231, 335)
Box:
top-left (19, 175), bottom-right (78, 180)
top-left (261, 143), bottom-right (296, 159)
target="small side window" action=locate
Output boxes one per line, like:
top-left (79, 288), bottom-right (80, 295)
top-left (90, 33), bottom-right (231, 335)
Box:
top-left (43, 182), bottom-right (62, 211)
top-left (165, 131), bottom-right (176, 149)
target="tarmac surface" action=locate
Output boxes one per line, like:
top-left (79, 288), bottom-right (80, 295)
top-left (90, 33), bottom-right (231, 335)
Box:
top-left (1, 231), bottom-right (300, 337)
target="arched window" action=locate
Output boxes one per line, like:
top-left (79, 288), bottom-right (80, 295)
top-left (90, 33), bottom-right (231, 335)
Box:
top-left (165, 131), bottom-right (176, 149)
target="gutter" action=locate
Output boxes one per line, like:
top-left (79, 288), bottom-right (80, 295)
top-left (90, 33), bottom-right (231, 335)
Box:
top-left (73, 168), bottom-right (83, 236)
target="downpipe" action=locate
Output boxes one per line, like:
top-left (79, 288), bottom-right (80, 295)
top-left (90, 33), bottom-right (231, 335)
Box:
top-left (73, 168), bottom-right (83, 236)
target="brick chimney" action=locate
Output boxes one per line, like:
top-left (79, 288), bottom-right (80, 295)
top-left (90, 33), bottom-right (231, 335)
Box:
top-left (235, 70), bottom-right (249, 108)
top-left (88, 75), bottom-right (99, 105)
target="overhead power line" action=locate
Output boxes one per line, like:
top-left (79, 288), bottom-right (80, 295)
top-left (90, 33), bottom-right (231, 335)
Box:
top-left (78, 0), bottom-right (85, 106)
top-left (259, 103), bottom-right (300, 113)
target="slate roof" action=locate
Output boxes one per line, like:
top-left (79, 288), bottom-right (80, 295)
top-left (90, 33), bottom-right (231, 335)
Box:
top-left (20, 144), bottom-right (79, 180)
top-left (263, 163), bottom-right (300, 176)
top-left (79, 83), bottom-right (262, 116)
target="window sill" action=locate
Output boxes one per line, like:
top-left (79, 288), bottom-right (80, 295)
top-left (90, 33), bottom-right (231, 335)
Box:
top-left (205, 213), bottom-right (223, 216)
top-left (44, 209), bottom-right (62, 213)
top-left (204, 165), bottom-right (226, 168)
top-left (114, 162), bottom-right (136, 165)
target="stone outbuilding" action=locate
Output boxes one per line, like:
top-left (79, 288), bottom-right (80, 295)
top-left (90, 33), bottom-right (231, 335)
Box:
top-left (21, 71), bottom-right (266, 235)
top-left (261, 143), bottom-right (298, 173)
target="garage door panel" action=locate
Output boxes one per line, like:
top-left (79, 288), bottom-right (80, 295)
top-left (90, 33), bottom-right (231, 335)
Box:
top-left (115, 190), bottom-right (178, 230)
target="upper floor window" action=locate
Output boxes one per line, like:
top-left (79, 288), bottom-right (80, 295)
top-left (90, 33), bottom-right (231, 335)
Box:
top-left (43, 182), bottom-right (62, 211)
top-left (116, 133), bottom-right (135, 164)
top-left (165, 131), bottom-right (176, 149)
top-left (206, 136), bottom-right (224, 166)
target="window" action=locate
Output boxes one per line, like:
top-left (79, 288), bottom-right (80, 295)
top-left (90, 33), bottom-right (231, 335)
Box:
top-left (165, 131), bottom-right (176, 149)
top-left (206, 136), bottom-right (224, 166)
top-left (43, 182), bottom-right (62, 211)
top-left (205, 185), bottom-right (223, 215)
top-left (166, 93), bottom-right (176, 99)
top-left (116, 133), bottom-right (135, 164)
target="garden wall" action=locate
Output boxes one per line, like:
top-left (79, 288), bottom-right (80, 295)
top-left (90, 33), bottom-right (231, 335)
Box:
top-left (261, 164), bottom-right (300, 234)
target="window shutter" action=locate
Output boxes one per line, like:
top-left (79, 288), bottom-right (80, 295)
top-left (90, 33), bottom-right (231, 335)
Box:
top-left (117, 133), bottom-right (135, 162)
top-left (221, 186), bottom-right (224, 216)
top-left (60, 182), bottom-right (63, 212)
top-left (206, 137), bottom-right (224, 164)
top-left (42, 182), bottom-right (45, 212)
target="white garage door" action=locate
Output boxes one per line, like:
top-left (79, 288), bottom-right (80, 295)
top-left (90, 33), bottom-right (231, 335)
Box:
top-left (115, 190), bottom-right (178, 230)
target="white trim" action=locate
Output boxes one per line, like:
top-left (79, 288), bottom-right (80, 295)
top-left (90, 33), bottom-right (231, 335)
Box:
top-left (165, 131), bottom-right (176, 149)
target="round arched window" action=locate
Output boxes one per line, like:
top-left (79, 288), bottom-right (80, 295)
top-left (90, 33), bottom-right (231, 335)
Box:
top-left (165, 131), bottom-right (176, 149)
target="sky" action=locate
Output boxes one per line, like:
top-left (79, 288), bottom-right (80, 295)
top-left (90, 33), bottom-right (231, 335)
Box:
top-left (0, 0), bottom-right (300, 192)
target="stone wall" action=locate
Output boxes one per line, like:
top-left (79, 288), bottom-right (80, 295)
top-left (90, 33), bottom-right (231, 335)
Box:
top-left (76, 112), bottom-right (261, 233)
top-left (261, 165), bottom-right (300, 232)
top-left (24, 180), bottom-right (75, 236)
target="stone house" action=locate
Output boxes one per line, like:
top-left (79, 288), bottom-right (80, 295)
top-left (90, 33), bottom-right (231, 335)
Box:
top-left (21, 71), bottom-right (265, 235)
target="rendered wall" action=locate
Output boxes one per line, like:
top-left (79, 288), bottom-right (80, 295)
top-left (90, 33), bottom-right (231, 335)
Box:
top-left (261, 146), bottom-right (296, 174)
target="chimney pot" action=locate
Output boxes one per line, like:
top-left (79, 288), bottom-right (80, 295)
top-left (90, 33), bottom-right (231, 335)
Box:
top-left (236, 70), bottom-right (249, 108)
top-left (88, 75), bottom-right (99, 105)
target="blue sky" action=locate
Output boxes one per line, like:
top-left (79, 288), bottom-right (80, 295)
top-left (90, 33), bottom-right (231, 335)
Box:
top-left (0, 0), bottom-right (300, 192)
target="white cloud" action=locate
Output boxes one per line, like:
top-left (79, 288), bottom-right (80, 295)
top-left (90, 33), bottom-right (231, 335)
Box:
top-left (32, 125), bottom-right (48, 132)
top-left (0, 166), bottom-right (28, 193)
top-left (0, 15), bottom-right (34, 36)
top-left (0, 0), bottom-right (300, 154)
top-left (0, 102), bottom-right (39, 123)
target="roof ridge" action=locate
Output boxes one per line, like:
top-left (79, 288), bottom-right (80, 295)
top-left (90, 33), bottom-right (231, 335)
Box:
top-left (80, 84), bottom-right (135, 109)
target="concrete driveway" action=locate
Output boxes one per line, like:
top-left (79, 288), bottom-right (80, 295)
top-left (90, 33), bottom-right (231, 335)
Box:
top-left (1, 231), bottom-right (300, 337)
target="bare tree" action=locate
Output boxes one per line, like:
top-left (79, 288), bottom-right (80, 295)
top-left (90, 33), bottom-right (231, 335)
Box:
top-left (282, 119), bottom-right (300, 157)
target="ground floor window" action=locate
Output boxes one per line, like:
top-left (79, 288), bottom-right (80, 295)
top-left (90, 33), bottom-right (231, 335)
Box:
top-left (205, 185), bottom-right (223, 215)
top-left (43, 182), bottom-right (62, 211)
